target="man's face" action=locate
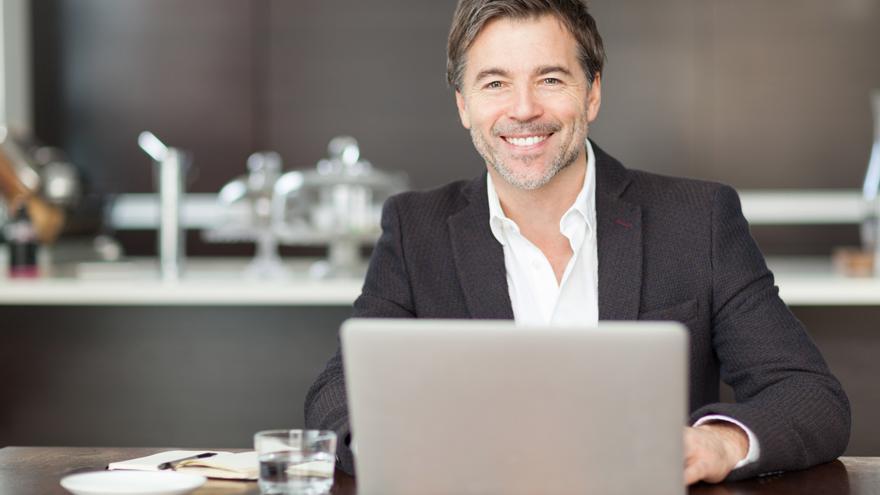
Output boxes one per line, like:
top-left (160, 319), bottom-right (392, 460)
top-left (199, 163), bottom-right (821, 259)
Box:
top-left (455, 14), bottom-right (602, 190)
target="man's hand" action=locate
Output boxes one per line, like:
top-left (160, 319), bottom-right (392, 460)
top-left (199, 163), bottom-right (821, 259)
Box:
top-left (683, 422), bottom-right (749, 485)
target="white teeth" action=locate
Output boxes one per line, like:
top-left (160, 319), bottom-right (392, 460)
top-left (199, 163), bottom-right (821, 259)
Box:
top-left (506, 135), bottom-right (548, 147)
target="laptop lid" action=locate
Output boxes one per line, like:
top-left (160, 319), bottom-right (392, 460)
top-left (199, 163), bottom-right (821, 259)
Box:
top-left (342, 319), bottom-right (688, 495)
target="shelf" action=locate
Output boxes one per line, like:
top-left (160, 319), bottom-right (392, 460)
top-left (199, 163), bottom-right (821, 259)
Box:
top-left (108, 190), bottom-right (869, 230)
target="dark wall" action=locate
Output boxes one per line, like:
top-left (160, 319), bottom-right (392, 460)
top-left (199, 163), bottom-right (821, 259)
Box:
top-left (2, 305), bottom-right (879, 456)
top-left (32, 0), bottom-right (880, 195)
top-left (33, 0), bottom-right (260, 194)
top-left (799, 307), bottom-right (880, 456)
top-left (591, 0), bottom-right (880, 189)
top-left (0, 306), bottom-right (349, 448)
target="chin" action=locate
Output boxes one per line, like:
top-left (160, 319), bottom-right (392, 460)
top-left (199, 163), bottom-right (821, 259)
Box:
top-left (497, 168), bottom-right (555, 190)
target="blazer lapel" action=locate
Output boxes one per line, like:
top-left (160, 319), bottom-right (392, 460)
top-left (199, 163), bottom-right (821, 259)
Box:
top-left (594, 145), bottom-right (643, 321)
top-left (447, 174), bottom-right (514, 320)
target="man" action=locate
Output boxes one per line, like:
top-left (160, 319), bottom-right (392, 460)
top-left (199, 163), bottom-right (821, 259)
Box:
top-left (305, 0), bottom-right (850, 485)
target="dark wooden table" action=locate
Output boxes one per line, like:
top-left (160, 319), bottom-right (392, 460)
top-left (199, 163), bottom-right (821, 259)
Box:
top-left (1, 446), bottom-right (876, 494)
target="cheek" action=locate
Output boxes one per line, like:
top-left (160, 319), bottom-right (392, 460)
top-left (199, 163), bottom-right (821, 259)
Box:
top-left (561, 95), bottom-right (589, 117)
top-left (468, 95), bottom-right (509, 129)
top-left (554, 105), bottom-right (590, 133)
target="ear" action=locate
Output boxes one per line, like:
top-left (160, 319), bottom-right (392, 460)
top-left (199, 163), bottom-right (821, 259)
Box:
top-left (455, 91), bottom-right (471, 129)
top-left (586, 73), bottom-right (602, 124)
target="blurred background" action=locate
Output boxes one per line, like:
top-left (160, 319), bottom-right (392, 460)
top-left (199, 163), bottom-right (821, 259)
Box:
top-left (2, 0), bottom-right (879, 455)
top-left (30, 0), bottom-right (880, 194)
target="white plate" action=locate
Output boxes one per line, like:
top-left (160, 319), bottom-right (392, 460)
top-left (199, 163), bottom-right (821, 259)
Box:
top-left (60, 471), bottom-right (206, 495)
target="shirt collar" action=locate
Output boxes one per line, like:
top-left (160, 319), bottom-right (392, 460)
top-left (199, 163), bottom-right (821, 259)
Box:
top-left (487, 139), bottom-right (596, 246)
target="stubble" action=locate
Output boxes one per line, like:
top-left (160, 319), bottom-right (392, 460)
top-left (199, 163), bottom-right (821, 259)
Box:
top-left (470, 116), bottom-right (589, 190)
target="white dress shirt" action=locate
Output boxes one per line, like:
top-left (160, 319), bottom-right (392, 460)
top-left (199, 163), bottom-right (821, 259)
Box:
top-left (486, 140), bottom-right (759, 470)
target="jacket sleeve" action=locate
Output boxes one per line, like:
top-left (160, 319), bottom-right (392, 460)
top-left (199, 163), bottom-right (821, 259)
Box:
top-left (690, 184), bottom-right (851, 480)
top-left (303, 195), bottom-right (415, 475)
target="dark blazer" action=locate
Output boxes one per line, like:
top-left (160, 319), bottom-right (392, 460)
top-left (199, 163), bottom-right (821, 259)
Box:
top-left (305, 143), bottom-right (850, 480)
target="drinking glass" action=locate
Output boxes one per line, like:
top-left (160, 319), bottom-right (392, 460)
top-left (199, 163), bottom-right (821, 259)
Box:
top-left (254, 429), bottom-right (337, 495)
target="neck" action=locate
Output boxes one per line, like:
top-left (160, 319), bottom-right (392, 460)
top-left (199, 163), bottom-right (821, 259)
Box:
top-left (490, 154), bottom-right (587, 232)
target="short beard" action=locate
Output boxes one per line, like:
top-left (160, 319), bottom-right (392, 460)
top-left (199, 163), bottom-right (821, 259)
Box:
top-left (470, 119), bottom-right (588, 191)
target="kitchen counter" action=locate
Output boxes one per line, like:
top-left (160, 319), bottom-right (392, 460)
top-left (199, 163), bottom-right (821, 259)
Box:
top-left (0, 256), bottom-right (877, 306)
top-left (0, 258), bottom-right (362, 306)
top-left (738, 189), bottom-right (865, 225)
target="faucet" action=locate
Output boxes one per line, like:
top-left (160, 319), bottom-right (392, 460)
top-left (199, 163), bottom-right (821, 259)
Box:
top-left (138, 131), bottom-right (189, 281)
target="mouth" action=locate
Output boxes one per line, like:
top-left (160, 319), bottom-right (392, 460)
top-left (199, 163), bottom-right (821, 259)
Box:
top-left (500, 133), bottom-right (553, 150)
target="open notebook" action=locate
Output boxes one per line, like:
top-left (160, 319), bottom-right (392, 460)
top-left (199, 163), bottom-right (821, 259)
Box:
top-left (107, 450), bottom-right (259, 480)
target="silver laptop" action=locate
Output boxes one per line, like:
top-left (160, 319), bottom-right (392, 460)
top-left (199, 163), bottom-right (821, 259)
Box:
top-left (341, 319), bottom-right (688, 495)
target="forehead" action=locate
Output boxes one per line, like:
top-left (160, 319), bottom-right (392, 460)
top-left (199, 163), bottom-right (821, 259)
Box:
top-left (464, 14), bottom-right (580, 78)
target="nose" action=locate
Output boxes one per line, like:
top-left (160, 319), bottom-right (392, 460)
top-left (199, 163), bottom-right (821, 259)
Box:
top-left (506, 85), bottom-right (543, 122)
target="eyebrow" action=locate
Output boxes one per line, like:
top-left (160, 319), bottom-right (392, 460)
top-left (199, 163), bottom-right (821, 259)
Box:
top-left (535, 65), bottom-right (573, 77)
top-left (474, 68), bottom-right (511, 83)
top-left (473, 65), bottom-right (574, 83)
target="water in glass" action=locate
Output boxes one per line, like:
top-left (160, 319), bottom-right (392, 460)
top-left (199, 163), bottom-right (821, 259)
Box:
top-left (258, 450), bottom-right (334, 494)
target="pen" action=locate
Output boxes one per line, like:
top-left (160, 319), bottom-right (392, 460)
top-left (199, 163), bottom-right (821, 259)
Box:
top-left (158, 452), bottom-right (218, 470)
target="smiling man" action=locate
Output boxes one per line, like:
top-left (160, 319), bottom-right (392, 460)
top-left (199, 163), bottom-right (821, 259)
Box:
top-left (305, 0), bottom-right (850, 486)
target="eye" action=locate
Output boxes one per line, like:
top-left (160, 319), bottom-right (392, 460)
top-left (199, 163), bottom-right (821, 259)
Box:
top-left (542, 77), bottom-right (562, 85)
top-left (484, 80), bottom-right (504, 90)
